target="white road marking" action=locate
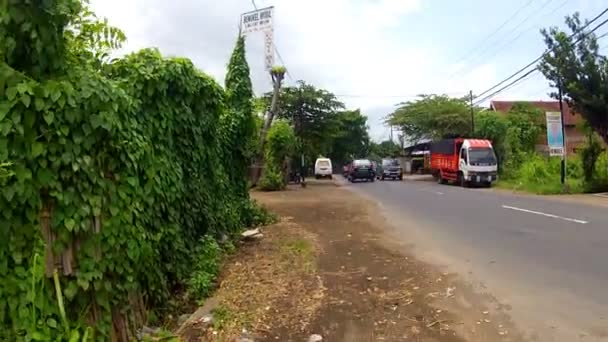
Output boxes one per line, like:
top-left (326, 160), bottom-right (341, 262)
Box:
top-left (434, 191), bottom-right (445, 195)
top-left (501, 205), bottom-right (588, 224)
top-left (593, 192), bottom-right (608, 198)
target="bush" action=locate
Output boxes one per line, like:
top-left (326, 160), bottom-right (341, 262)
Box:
top-left (259, 120), bottom-right (295, 190)
top-left (499, 154), bottom-right (584, 194)
top-left (187, 236), bottom-right (222, 301)
top-left (258, 167), bottom-right (286, 191)
top-left (241, 199), bottom-right (277, 227)
top-left (587, 151), bottom-right (608, 192)
top-left (581, 133), bottom-right (603, 182)
top-left (0, 3), bottom-right (257, 339)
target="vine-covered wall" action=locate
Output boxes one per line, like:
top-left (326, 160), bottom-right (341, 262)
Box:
top-left (1, 1), bottom-right (255, 340)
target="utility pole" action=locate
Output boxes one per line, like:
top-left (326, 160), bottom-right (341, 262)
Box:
top-left (297, 90), bottom-right (306, 187)
top-left (558, 79), bottom-right (567, 186)
top-left (390, 125), bottom-right (394, 142)
top-left (469, 90), bottom-right (475, 136)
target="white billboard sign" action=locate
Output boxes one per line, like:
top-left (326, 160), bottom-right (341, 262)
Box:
top-left (241, 7), bottom-right (274, 34)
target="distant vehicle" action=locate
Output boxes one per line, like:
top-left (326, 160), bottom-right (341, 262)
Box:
top-left (380, 158), bottom-right (403, 181)
top-left (431, 138), bottom-right (498, 187)
top-left (348, 159), bottom-right (375, 182)
top-left (314, 158), bottom-right (333, 179)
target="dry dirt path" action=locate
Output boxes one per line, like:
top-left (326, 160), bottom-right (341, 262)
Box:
top-left (180, 181), bottom-right (522, 341)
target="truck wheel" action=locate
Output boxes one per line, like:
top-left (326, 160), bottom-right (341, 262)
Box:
top-left (438, 173), bottom-right (447, 184)
top-left (459, 173), bottom-right (469, 188)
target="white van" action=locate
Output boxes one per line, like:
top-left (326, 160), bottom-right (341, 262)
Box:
top-left (314, 158), bottom-right (333, 179)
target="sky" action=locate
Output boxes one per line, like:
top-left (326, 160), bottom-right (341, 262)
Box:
top-left (90, 0), bottom-right (608, 142)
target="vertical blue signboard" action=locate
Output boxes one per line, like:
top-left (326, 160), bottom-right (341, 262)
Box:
top-left (545, 111), bottom-right (564, 156)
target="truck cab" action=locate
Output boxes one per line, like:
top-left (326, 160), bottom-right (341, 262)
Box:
top-left (458, 139), bottom-right (498, 186)
top-left (431, 138), bottom-right (498, 187)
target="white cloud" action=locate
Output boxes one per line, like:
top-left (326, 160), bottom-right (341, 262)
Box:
top-left (89, 0), bottom-right (514, 141)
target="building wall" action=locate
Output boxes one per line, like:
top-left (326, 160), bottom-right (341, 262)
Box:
top-left (535, 126), bottom-right (586, 155)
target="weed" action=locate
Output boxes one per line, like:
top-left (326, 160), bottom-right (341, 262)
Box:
top-left (242, 199), bottom-right (277, 227)
top-left (281, 238), bottom-right (315, 272)
top-left (187, 236), bottom-right (222, 302)
top-left (211, 305), bottom-right (234, 331)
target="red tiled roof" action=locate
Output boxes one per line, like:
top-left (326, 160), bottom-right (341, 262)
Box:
top-left (490, 100), bottom-right (579, 126)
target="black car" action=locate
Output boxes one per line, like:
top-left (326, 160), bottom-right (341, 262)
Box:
top-left (348, 159), bottom-right (375, 182)
top-left (380, 158), bottom-right (403, 180)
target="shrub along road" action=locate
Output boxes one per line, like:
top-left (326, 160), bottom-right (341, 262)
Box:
top-left (347, 178), bottom-right (608, 341)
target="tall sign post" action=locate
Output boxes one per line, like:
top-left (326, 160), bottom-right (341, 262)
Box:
top-left (545, 110), bottom-right (566, 184)
top-left (240, 6), bottom-right (275, 71)
top-left (558, 81), bottom-right (567, 186)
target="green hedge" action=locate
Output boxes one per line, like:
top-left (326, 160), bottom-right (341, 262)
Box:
top-left (0, 2), bottom-right (256, 340)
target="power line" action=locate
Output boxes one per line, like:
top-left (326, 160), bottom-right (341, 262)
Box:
top-left (456, 0), bottom-right (567, 81)
top-left (473, 69), bottom-right (539, 106)
top-left (251, 0), bottom-right (294, 81)
top-left (334, 92), bottom-right (466, 99)
top-left (473, 11), bottom-right (608, 105)
top-left (450, 0), bottom-right (558, 81)
top-left (448, 0), bottom-right (534, 78)
top-left (473, 7), bottom-right (608, 102)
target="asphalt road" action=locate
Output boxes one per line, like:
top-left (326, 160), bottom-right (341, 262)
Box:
top-left (343, 177), bottom-right (608, 341)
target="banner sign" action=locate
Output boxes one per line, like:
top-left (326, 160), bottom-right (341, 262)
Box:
top-left (241, 7), bottom-right (274, 34)
top-left (546, 111), bottom-right (564, 156)
top-left (263, 30), bottom-right (274, 71)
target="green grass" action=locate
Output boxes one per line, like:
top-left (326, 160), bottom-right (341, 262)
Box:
top-left (281, 238), bottom-right (315, 272)
top-left (496, 178), bottom-right (584, 195)
top-left (497, 153), bottom-right (587, 195)
top-left (211, 305), bottom-right (235, 331)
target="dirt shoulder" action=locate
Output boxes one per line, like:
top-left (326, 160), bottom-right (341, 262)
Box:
top-left (179, 181), bottom-right (522, 341)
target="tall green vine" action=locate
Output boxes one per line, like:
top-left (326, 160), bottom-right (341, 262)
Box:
top-left (1, 1), bottom-right (257, 340)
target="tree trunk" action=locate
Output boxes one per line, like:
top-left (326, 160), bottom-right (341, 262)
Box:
top-left (253, 71), bottom-right (284, 185)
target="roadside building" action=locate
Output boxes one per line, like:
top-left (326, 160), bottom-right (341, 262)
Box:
top-left (402, 139), bottom-right (432, 174)
top-left (489, 100), bottom-right (586, 154)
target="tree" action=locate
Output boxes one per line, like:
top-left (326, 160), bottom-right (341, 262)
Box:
top-left (474, 111), bottom-right (509, 171)
top-left (223, 35), bottom-right (256, 197)
top-left (505, 103), bottom-right (544, 153)
top-left (328, 109), bottom-right (370, 164)
top-left (387, 95), bottom-right (473, 142)
top-left (267, 81), bottom-right (345, 164)
top-left (539, 13), bottom-right (608, 145)
top-left (368, 140), bottom-right (401, 160)
top-left (259, 120), bottom-right (296, 191)
top-left (254, 65), bottom-right (287, 184)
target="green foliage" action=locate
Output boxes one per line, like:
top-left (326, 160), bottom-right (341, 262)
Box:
top-left (498, 154), bottom-right (585, 194)
top-left (211, 305), bottom-right (234, 331)
top-left (187, 236), bottom-right (222, 301)
top-left (593, 152), bottom-right (608, 191)
top-left (329, 109), bottom-right (370, 164)
top-left (368, 140), bottom-right (401, 160)
top-left (474, 111), bottom-right (509, 170)
top-left (222, 35), bottom-right (256, 199)
top-left (387, 95), bottom-right (473, 141)
top-left (0, 1), bottom-right (258, 340)
top-left (539, 12), bottom-right (608, 145)
top-left (241, 200), bottom-right (277, 228)
top-left (475, 105), bottom-right (543, 175)
top-left (271, 65), bottom-right (287, 75)
top-left (0, 161), bottom-right (14, 178)
top-left (260, 120), bottom-right (296, 191)
top-left (266, 81), bottom-right (345, 159)
top-left (259, 167), bottom-right (287, 192)
top-left (581, 132), bottom-right (603, 182)
top-left (266, 120), bottom-right (296, 165)
top-left (504, 103), bottom-right (543, 153)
